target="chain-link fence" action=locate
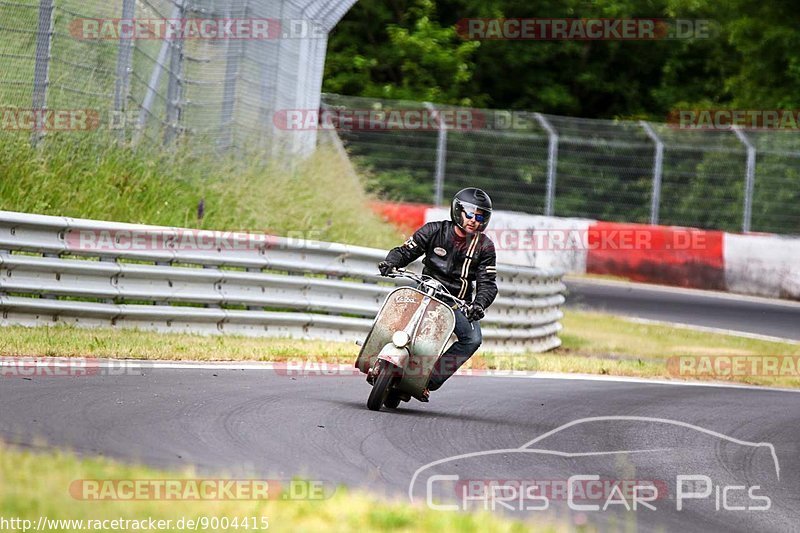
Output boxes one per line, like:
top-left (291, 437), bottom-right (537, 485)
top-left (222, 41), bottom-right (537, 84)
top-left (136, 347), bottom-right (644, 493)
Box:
top-left (323, 94), bottom-right (800, 235)
top-left (3, 5), bottom-right (798, 235)
top-left (0, 0), bottom-right (356, 156)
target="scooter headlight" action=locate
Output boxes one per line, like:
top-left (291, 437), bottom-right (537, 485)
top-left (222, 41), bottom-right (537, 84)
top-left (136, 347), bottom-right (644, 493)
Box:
top-left (392, 331), bottom-right (410, 348)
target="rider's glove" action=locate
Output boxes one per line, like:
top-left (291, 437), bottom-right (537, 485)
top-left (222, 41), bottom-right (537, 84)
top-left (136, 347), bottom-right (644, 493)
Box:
top-left (378, 261), bottom-right (396, 277)
top-left (466, 303), bottom-right (485, 322)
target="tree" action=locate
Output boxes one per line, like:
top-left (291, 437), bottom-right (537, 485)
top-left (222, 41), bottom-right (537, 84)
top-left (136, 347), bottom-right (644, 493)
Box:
top-left (324, 0), bottom-right (481, 105)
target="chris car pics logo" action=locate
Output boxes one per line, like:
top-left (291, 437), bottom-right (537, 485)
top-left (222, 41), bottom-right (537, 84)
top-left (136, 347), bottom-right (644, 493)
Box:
top-left (409, 416), bottom-right (778, 513)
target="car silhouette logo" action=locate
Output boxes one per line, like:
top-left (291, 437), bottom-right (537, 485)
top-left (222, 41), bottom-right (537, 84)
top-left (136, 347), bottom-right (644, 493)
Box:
top-left (408, 416), bottom-right (781, 506)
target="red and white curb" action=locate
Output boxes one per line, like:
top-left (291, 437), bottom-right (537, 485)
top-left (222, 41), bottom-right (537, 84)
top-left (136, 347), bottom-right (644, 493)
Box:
top-left (372, 201), bottom-right (800, 301)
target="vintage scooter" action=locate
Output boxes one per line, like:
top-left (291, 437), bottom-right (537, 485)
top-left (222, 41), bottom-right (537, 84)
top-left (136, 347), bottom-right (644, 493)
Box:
top-left (355, 268), bottom-right (470, 411)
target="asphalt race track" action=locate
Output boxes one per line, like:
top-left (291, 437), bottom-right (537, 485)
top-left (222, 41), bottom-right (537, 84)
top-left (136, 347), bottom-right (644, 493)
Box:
top-left (1, 365), bottom-right (798, 532)
top-left (564, 277), bottom-right (800, 342)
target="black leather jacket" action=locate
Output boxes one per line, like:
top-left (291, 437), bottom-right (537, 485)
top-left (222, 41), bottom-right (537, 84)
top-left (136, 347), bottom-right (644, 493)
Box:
top-left (385, 220), bottom-right (498, 309)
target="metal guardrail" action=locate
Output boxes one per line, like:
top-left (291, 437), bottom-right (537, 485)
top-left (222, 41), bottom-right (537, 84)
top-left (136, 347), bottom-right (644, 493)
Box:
top-left (0, 211), bottom-right (566, 352)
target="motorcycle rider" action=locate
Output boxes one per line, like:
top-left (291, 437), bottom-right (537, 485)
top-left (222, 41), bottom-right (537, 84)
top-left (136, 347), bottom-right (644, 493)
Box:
top-left (378, 187), bottom-right (498, 401)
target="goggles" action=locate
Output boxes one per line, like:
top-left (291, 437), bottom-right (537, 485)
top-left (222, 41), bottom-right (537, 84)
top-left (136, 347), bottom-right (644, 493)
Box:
top-left (464, 211), bottom-right (486, 222)
top-left (460, 202), bottom-right (489, 223)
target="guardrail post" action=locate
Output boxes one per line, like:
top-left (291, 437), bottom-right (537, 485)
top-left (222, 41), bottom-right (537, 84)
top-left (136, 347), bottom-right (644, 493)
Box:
top-left (733, 126), bottom-right (756, 232)
top-left (534, 113), bottom-right (558, 216)
top-left (246, 267), bottom-right (263, 310)
top-left (425, 102), bottom-right (447, 207)
top-left (113, 0), bottom-right (136, 143)
top-left (205, 263), bottom-right (222, 308)
top-left (639, 121), bottom-right (664, 225)
top-left (31, 0), bottom-right (54, 146)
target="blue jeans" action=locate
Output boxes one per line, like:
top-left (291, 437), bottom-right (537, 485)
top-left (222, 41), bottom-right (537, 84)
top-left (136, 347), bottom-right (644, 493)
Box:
top-left (427, 310), bottom-right (482, 391)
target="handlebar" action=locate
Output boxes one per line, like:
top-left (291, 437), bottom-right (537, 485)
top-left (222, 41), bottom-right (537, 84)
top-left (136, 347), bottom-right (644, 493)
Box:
top-left (386, 268), bottom-right (470, 314)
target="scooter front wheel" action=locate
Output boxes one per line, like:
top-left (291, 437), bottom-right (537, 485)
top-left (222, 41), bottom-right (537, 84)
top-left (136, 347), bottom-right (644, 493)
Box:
top-left (367, 361), bottom-right (396, 411)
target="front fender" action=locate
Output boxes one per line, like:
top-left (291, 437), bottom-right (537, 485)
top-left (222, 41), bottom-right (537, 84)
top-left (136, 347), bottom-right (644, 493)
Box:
top-left (378, 343), bottom-right (409, 369)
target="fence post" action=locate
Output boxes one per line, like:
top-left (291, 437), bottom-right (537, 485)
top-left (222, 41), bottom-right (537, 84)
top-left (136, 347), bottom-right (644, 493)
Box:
top-left (259, 3), bottom-right (285, 153)
top-left (219, 0), bottom-right (247, 151)
top-left (113, 0), bottom-right (136, 143)
top-left (31, 0), bottom-right (54, 146)
top-left (134, 1), bottom-right (183, 145)
top-left (534, 113), bottom-right (558, 216)
top-left (164, 0), bottom-right (186, 146)
top-left (733, 126), bottom-right (756, 232)
top-left (639, 121), bottom-right (664, 225)
top-left (424, 102), bottom-right (447, 207)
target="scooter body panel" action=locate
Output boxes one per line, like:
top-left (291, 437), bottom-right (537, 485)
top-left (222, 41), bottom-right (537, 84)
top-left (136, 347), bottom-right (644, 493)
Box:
top-left (356, 286), bottom-right (456, 395)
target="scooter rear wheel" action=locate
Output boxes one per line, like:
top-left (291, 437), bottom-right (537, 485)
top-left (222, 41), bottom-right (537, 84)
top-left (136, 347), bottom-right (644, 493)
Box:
top-left (383, 391), bottom-right (402, 409)
top-left (367, 361), bottom-right (395, 411)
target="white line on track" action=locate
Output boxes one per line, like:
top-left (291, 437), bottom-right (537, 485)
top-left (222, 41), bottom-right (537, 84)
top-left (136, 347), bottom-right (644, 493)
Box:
top-left (2, 358), bottom-right (798, 393)
top-left (621, 316), bottom-right (800, 344)
top-left (565, 275), bottom-right (800, 309)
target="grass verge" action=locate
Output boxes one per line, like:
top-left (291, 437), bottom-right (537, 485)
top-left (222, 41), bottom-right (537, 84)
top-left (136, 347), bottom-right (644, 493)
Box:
top-left (0, 134), bottom-right (403, 249)
top-left (1, 309), bottom-right (798, 388)
top-left (0, 442), bottom-right (547, 533)
top-left (486, 310), bottom-right (800, 388)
